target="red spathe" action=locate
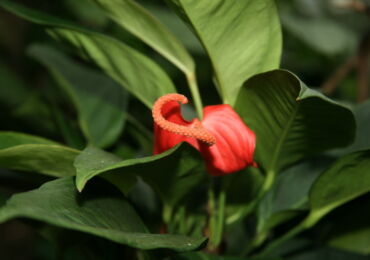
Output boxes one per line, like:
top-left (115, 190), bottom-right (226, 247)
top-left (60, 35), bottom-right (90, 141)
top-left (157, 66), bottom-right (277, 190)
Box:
top-left (153, 95), bottom-right (256, 176)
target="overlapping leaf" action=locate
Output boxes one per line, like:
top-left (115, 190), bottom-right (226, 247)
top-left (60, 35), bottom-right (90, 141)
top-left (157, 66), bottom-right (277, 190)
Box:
top-left (166, 0), bottom-right (282, 105)
top-left (28, 44), bottom-right (128, 148)
top-left (309, 150), bottom-right (370, 222)
top-left (0, 177), bottom-right (207, 251)
top-left (93, 0), bottom-right (194, 76)
top-left (235, 70), bottom-right (355, 173)
top-left (0, 0), bottom-right (176, 108)
top-left (0, 132), bottom-right (79, 177)
top-left (75, 144), bottom-right (205, 206)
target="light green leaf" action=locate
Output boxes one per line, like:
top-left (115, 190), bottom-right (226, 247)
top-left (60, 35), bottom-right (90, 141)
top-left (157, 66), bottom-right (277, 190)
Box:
top-left (166, 0), bottom-right (282, 105)
top-left (28, 44), bottom-right (128, 148)
top-left (75, 143), bottom-right (205, 206)
top-left (0, 0), bottom-right (176, 108)
top-left (0, 132), bottom-right (79, 177)
top-left (309, 150), bottom-right (370, 222)
top-left (0, 177), bottom-right (207, 251)
top-left (94, 0), bottom-right (194, 75)
top-left (235, 70), bottom-right (355, 174)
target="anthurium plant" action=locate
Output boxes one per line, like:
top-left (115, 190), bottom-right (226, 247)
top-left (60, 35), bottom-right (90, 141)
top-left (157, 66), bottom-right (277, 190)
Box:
top-left (0, 0), bottom-right (369, 259)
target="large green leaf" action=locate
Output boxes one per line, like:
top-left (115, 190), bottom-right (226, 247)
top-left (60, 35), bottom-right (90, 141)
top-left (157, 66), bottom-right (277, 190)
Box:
top-left (0, 0), bottom-right (176, 108)
top-left (75, 143), bottom-right (205, 206)
top-left (308, 150), bottom-right (370, 222)
top-left (0, 132), bottom-right (79, 177)
top-left (235, 70), bottom-right (355, 174)
top-left (0, 177), bottom-right (207, 251)
top-left (28, 44), bottom-right (128, 148)
top-left (166, 0), bottom-right (282, 105)
top-left (93, 0), bottom-right (194, 76)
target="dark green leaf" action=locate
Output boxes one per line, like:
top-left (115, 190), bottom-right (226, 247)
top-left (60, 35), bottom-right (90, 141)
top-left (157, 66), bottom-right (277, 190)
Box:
top-left (309, 150), bottom-right (370, 223)
top-left (0, 0), bottom-right (176, 108)
top-left (324, 196), bottom-right (370, 255)
top-left (235, 70), bottom-right (355, 173)
top-left (225, 168), bottom-right (264, 225)
top-left (166, 0), bottom-right (282, 105)
top-left (257, 156), bottom-right (334, 231)
top-left (28, 44), bottom-right (128, 148)
top-left (173, 252), bottom-right (282, 260)
top-left (0, 177), bottom-right (207, 251)
top-left (75, 143), bottom-right (205, 206)
top-left (74, 146), bottom-right (137, 195)
top-left (337, 101), bottom-right (370, 155)
top-left (0, 132), bottom-right (79, 177)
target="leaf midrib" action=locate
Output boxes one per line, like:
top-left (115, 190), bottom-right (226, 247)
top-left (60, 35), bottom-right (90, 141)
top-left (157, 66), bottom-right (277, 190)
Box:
top-left (269, 101), bottom-right (300, 173)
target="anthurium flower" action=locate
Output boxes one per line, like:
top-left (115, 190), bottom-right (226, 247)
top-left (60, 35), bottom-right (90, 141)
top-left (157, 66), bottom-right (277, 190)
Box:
top-left (152, 93), bottom-right (256, 176)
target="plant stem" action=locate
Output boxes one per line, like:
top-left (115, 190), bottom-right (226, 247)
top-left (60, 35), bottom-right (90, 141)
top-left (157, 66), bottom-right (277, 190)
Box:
top-left (207, 182), bottom-right (227, 251)
top-left (186, 73), bottom-right (203, 119)
top-left (255, 212), bottom-right (321, 257)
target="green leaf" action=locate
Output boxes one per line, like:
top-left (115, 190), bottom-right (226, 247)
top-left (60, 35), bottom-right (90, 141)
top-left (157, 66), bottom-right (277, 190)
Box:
top-left (28, 44), bottom-right (128, 148)
top-left (74, 146), bottom-right (137, 195)
top-left (235, 70), bottom-right (355, 174)
top-left (325, 196), bottom-right (370, 255)
top-left (286, 247), bottom-right (369, 260)
top-left (0, 0), bottom-right (176, 108)
top-left (309, 150), bottom-right (370, 222)
top-left (281, 12), bottom-right (356, 56)
top-left (0, 177), bottom-right (207, 251)
top-left (338, 101), bottom-right (370, 155)
top-left (174, 252), bottom-right (282, 260)
top-left (75, 143), bottom-right (205, 206)
top-left (144, 4), bottom-right (203, 53)
top-left (0, 132), bottom-right (79, 177)
top-left (257, 156), bottom-right (334, 231)
top-left (93, 0), bottom-right (194, 76)
top-left (166, 0), bottom-right (282, 105)
top-left (225, 168), bottom-right (264, 225)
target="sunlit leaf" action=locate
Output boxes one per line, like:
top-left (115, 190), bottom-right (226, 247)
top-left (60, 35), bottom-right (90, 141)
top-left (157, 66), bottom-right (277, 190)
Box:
top-left (166, 0), bottom-right (282, 105)
top-left (94, 0), bottom-right (194, 75)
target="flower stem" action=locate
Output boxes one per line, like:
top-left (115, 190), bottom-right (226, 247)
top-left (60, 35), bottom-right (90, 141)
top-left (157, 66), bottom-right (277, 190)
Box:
top-left (186, 73), bottom-right (203, 119)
